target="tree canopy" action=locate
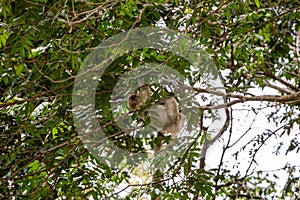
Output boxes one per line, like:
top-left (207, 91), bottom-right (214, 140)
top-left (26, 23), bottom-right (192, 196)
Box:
top-left (0, 0), bottom-right (299, 199)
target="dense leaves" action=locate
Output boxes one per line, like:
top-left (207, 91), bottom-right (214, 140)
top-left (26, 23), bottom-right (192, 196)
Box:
top-left (0, 0), bottom-right (299, 199)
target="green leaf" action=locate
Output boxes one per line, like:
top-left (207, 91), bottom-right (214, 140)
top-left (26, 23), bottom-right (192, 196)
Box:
top-left (27, 160), bottom-right (41, 173)
top-left (14, 64), bottom-right (24, 76)
top-left (0, 32), bottom-right (9, 48)
top-left (52, 127), bottom-right (58, 139)
top-left (254, 0), bottom-right (261, 8)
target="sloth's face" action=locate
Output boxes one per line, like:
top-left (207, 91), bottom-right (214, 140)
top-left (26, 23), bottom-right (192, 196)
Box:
top-left (129, 94), bottom-right (139, 108)
top-left (129, 94), bottom-right (138, 101)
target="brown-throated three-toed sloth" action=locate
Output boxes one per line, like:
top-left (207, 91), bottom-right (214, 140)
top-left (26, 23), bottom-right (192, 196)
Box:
top-left (128, 86), bottom-right (185, 137)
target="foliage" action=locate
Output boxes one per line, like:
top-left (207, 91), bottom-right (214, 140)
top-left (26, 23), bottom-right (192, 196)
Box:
top-left (0, 0), bottom-right (299, 199)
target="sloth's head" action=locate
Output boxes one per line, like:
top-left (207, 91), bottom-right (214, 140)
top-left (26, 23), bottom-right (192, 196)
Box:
top-left (129, 94), bottom-right (138, 101)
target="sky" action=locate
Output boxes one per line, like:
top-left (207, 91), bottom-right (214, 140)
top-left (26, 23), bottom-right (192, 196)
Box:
top-left (206, 86), bottom-right (300, 199)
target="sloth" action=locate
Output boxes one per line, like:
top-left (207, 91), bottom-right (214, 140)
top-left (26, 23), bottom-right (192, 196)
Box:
top-left (128, 86), bottom-right (185, 137)
top-left (128, 86), bottom-right (150, 111)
